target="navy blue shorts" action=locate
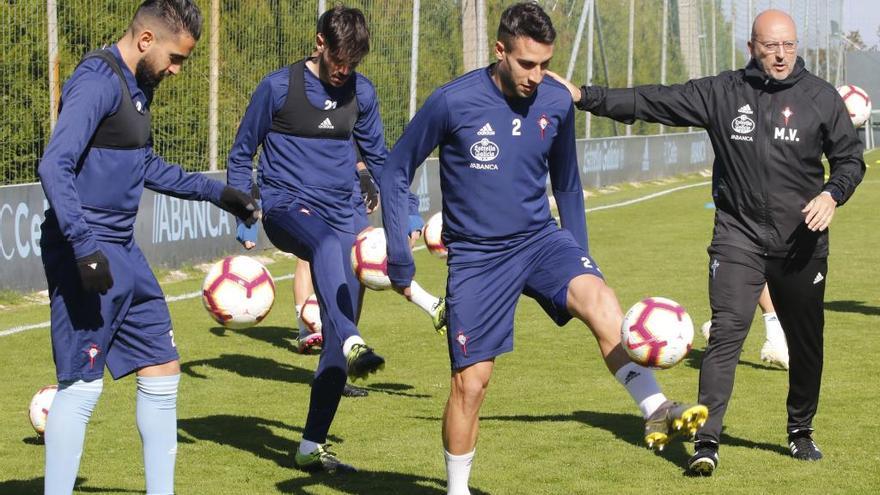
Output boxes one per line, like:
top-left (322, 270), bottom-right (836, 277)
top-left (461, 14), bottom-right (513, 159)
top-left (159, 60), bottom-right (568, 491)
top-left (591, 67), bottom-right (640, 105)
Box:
top-left (42, 239), bottom-right (177, 382)
top-left (445, 225), bottom-right (603, 369)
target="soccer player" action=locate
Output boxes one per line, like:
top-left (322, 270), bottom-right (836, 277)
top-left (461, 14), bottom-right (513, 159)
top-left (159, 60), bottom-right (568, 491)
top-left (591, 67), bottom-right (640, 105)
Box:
top-left (380, 4), bottom-right (707, 493)
top-left (548, 8), bottom-right (865, 475)
top-left (227, 6), bottom-right (387, 473)
top-left (37, 1), bottom-right (259, 494)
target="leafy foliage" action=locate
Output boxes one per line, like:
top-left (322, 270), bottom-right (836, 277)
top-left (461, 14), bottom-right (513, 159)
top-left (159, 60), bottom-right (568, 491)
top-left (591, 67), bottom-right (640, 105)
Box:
top-left (1, 0), bottom-right (737, 184)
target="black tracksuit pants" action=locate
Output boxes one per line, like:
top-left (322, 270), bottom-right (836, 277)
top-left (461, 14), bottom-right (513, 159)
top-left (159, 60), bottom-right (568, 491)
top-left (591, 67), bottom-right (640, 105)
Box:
top-left (696, 244), bottom-right (827, 445)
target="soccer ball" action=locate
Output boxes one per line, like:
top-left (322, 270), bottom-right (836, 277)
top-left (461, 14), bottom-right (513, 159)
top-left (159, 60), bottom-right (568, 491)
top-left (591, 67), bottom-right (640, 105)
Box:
top-left (351, 226), bottom-right (392, 291)
top-left (202, 256), bottom-right (275, 328)
top-left (28, 385), bottom-right (58, 436)
top-left (422, 212), bottom-right (447, 258)
top-left (837, 84), bottom-right (872, 127)
top-left (301, 293), bottom-right (322, 333)
top-left (621, 297), bottom-right (694, 369)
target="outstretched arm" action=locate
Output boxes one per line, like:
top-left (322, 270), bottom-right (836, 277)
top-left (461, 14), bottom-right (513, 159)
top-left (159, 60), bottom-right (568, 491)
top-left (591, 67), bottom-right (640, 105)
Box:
top-left (545, 70), bottom-right (713, 129)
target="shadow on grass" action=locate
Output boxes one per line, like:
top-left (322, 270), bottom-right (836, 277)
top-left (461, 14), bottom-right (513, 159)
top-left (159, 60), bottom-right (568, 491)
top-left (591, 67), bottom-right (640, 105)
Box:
top-left (479, 410), bottom-right (689, 467)
top-left (190, 341), bottom-right (432, 399)
top-left (276, 471), bottom-right (491, 495)
top-left (181, 353), bottom-right (314, 383)
top-left (0, 478), bottom-right (140, 494)
top-left (211, 325), bottom-right (301, 353)
top-left (685, 347), bottom-right (784, 372)
top-left (178, 414), bottom-right (342, 468)
top-left (22, 436), bottom-right (44, 446)
top-left (718, 432), bottom-right (790, 456)
top-left (479, 409), bottom-right (791, 469)
top-left (357, 382), bottom-right (432, 399)
top-left (825, 299), bottom-right (880, 316)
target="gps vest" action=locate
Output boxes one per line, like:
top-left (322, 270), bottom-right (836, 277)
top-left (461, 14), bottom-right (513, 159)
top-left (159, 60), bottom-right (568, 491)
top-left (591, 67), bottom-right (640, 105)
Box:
top-left (63, 49), bottom-right (152, 150)
top-left (269, 58), bottom-right (359, 140)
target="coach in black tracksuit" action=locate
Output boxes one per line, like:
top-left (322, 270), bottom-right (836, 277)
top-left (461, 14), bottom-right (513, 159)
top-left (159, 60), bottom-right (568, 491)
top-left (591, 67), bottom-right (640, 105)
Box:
top-left (552, 10), bottom-right (865, 474)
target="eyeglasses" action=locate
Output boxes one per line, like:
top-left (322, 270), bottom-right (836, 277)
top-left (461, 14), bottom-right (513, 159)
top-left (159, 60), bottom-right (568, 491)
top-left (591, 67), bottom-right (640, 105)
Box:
top-left (753, 39), bottom-right (798, 53)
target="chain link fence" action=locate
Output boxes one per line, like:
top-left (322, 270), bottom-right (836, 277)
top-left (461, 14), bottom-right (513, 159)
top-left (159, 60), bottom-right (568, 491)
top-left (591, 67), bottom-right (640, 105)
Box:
top-left (0, 0), bottom-right (846, 186)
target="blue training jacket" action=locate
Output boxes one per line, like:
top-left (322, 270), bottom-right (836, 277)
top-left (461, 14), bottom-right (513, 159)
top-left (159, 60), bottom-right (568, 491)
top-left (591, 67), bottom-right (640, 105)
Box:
top-left (381, 66), bottom-right (589, 284)
top-left (38, 45), bottom-right (225, 259)
top-left (227, 64), bottom-right (400, 234)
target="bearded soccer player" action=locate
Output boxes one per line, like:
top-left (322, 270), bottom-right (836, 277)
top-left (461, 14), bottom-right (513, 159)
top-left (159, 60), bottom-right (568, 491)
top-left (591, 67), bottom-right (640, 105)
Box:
top-left (380, 3), bottom-right (707, 493)
top-left (37, 1), bottom-right (259, 493)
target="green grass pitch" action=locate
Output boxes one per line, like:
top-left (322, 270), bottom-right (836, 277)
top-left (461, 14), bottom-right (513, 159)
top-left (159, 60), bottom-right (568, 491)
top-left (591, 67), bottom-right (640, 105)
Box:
top-left (1, 151), bottom-right (878, 494)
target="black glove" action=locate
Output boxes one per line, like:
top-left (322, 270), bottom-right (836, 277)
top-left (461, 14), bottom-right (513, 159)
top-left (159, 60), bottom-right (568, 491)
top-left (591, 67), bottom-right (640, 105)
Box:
top-left (358, 169), bottom-right (380, 212)
top-left (76, 250), bottom-right (114, 294)
top-left (219, 186), bottom-right (260, 226)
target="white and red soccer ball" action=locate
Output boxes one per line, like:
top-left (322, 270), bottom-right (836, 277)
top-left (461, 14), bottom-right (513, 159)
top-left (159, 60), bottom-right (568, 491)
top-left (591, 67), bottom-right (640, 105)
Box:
top-left (301, 293), bottom-right (322, 333)
top-left (202, 255), bottom-right (275, 328)
top-left (351, 227), bottom-right (392, 291)
top-left (837, 84), bottom-right (872, 128)
top-left (422, 212), bottom-right (447, 258)
top-left (28, 385), bottom-right (58, 436)
top-left (621, 297), bottom-right (694, 369)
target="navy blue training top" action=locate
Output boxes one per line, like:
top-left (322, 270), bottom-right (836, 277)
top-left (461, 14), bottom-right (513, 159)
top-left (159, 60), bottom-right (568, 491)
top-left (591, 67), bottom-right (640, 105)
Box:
top-left (226, 64), bottom-right (394, 234)
top-left (38, 44), bottom-right (225, 259)
top-left (381, 66), bottom-right (588, 281)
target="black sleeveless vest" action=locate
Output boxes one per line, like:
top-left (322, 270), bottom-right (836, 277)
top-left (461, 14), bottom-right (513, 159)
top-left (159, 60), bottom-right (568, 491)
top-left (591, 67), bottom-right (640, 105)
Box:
top-left (65, 49), bottom-right (152, 150)
top-left (268, 58), bottom-right (359, 140)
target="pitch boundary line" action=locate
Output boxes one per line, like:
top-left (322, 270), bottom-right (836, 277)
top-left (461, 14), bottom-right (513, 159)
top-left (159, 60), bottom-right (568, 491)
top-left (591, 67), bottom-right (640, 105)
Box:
top-left (0, 180), bottom-right (710, 338)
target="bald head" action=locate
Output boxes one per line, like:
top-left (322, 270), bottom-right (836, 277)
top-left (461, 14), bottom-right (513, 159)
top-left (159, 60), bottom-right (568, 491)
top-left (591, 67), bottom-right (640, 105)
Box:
top-left (751, 9), bottom-right (797, 42)
top-left (748, 9), bottom-right (799, 80)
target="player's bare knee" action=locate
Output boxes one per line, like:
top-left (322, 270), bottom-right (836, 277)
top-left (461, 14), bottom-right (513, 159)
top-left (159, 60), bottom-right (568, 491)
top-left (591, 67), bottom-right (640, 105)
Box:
top-left (569, 276), bottom-right (619, 319)
top-left (137, 360), bottom-right (181, 377)
top-left (451, 371), bottom-right (490, 407)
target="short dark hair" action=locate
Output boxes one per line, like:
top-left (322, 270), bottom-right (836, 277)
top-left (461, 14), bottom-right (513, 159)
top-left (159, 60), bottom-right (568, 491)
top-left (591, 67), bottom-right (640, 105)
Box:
top-left (317, 6), bottom-right (370, 65)
top-left (497, 2), bottom-right (556, 49)
top-left (132, 0), bottom-right (203, 41)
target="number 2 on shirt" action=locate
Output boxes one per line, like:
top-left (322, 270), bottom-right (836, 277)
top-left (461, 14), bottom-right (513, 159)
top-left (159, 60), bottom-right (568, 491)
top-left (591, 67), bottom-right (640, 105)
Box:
top-left (512, 118), bottom-right (521, 136)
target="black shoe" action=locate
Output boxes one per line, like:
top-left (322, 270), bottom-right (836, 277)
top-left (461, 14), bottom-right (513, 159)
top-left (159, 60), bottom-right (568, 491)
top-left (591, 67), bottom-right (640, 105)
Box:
top-left (342, 382), bottom-right (369, 398)
top-left (788, 430), bottom-right (823, 461)
top-left (687, 441), bottom-right (719, 476)
top-left (346, 344), bottom-right (385, 380)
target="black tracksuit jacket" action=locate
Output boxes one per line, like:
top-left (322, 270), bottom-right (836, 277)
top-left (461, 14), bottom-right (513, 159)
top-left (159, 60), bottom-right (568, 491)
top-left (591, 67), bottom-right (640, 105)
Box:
top-left (578, 57), bottom-right (865, 259)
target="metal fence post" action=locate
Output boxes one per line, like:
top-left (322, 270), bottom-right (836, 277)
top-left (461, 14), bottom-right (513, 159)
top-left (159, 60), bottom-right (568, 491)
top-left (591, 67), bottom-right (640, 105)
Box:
top-left (626, 0), bottom-right (634, 136)
top-left (660, 0), bottom-right (668, 135)
top-left (208, 0), bottom-right (219, 171)
top-left (47, 0), bottom-right (59, 131)
top-left (409, 0), bottom-right (420, 120)
top-left (565, 0), bottom-right (590, 81)
top-left (462, 0), bottom-right (477, 71)
top-left (585, 0), bottom-right (595, 138)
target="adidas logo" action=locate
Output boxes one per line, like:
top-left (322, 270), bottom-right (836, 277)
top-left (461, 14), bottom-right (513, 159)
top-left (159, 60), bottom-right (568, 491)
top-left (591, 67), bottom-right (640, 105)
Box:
top-left (623, 370), bottom-right (640, 385)
top-left (318, 118), bottom-right (334, 130)
top-left (477, 122), bottom-right (495, 136)
top-left (738, 104), bottom-right (753, 115)
top-left (813, 272), bottom-right (824, 284)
